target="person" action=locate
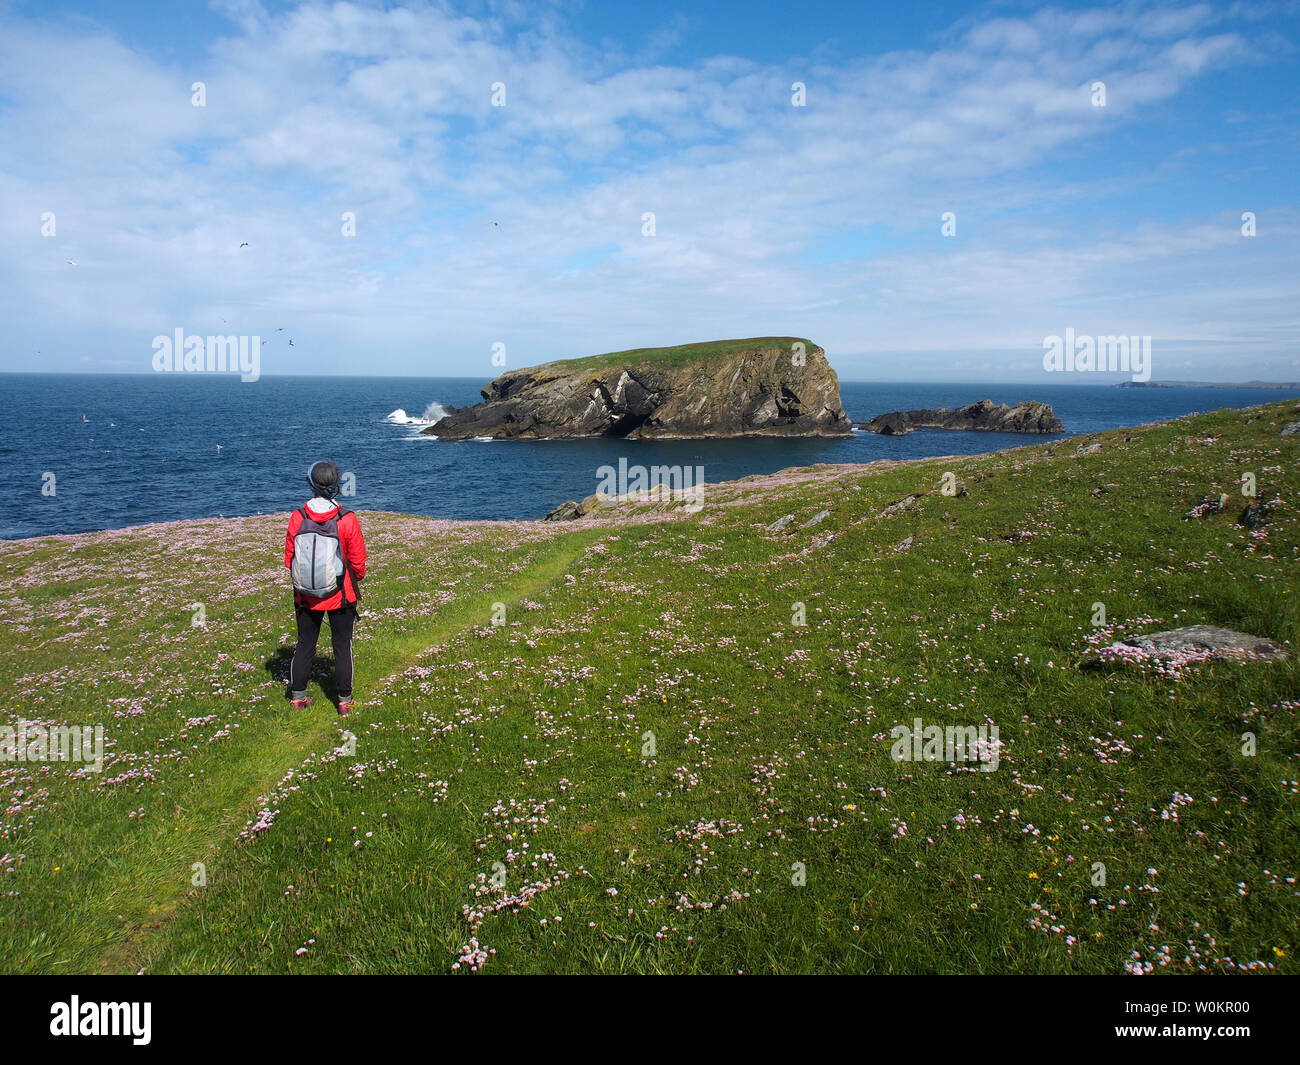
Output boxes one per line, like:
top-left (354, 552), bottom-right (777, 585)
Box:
top-left (284, 461), bottom-right (366, 715)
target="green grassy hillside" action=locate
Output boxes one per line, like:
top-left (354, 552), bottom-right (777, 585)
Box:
top-left (1, 400), bottom-right (1297, 973)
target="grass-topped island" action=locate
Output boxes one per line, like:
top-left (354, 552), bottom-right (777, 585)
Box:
top-left (423, 336), bottom-right (854, 439)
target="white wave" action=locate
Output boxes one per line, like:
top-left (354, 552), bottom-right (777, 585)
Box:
top-left (386, 401), bottom-right (450, 426)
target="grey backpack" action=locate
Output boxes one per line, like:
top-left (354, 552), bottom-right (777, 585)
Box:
top-left (291, 506), bottom-right (350, 599)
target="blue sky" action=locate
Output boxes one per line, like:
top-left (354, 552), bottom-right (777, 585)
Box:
top-left (1, 0), bottom-right (1297, 382)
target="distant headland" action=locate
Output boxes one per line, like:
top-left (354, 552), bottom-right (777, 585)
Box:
top-left (1118, 380), bottom-right (1300, 390)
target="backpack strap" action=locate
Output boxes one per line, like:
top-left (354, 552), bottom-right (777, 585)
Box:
top-left (291, 507), bottom-right (311, 604)
top-left (334, 507), bottom-right (361, 608)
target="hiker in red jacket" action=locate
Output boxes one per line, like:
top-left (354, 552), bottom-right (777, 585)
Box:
top-left (285, 461), bottom-right (367, 715)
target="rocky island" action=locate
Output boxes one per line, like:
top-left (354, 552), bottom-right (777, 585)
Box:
top-left (423, 337), bottom-right (852, 440)
top-left (858, 399), bottom-right (1063, 435)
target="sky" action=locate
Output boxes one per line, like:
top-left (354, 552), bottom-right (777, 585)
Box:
top-left (1, 0), bottom-right (1297, 383)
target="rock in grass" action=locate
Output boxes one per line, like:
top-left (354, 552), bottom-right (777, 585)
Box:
top-left (1075, 442), bottom-right (1101, 455)
top-left (1184, 493), bottom-right (1230, 520)
top-left (766, 514), bottom-right (795, 534)
top-left (1115, 625), bottom-right (1287, 663)
top-left (803, 533), bottom-right (835, 554)
top-left (1281, 421), bottom-right (1300, 436)
top-left (894, 535), bottom-right (915, 552)
top-left (801, 509), bottom-right (830, 529)
top-left (879, 495), bottom-right (917, 517)
top-left (1239, 499), bottom-right (1269, 529)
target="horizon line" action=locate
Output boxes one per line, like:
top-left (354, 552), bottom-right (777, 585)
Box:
top-left (4, 369), bottom-right (1300, 388)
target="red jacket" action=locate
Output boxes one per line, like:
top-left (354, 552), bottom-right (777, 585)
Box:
top-left (285, 501), bottom-right (367, 610)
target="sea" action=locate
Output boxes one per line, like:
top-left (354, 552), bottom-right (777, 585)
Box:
top-left (4, 373), bottom-right (1297, 541)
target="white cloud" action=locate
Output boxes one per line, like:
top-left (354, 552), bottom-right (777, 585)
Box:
top-left (0, 0), bottom-right (1293, 381)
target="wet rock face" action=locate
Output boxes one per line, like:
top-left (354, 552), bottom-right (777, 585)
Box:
top-left (423, 339), bottom-right (853, 440)
top-left (858, 399), bottom-right (1063, 435)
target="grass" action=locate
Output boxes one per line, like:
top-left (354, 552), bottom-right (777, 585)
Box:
top-left (1, 400), bottom-right (1298, 974)
top-left (531, 336), bottom-right (820, 375)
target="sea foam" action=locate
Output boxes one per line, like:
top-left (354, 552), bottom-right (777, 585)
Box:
top-left (386, 402), bottom-right (449, 426)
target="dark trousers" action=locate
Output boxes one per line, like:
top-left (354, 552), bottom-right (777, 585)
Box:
top-left (290, 604), bottom-right (355, 698)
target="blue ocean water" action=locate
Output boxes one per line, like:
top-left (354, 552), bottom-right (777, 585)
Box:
top-left (4, 372), bottom-right (1297, 540)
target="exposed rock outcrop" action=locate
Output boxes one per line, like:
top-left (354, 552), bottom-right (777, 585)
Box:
top-left (858, 399), bottom-right (1063, 436)
top-left (1108, 626), bottom-right (1288, 664)
top-left (544, 493), bottom-right (611, 522)
top-left (879, 495), bottom-right (918, 517)
top-left (424, 338), bottom-right (852, 440)
top-left (544, 484), bottom-right (704, 522)
top-left (1083, 625), bottom-right (1289, 678)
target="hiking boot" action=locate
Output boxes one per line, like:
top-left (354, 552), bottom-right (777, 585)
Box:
top-left (337, 697), bottom-right (355, 716)
top-left (290, 696), bottom-right (313, 710)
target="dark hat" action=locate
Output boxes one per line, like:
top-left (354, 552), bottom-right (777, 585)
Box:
top-left (307, 461), bottom-right (341, 499)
